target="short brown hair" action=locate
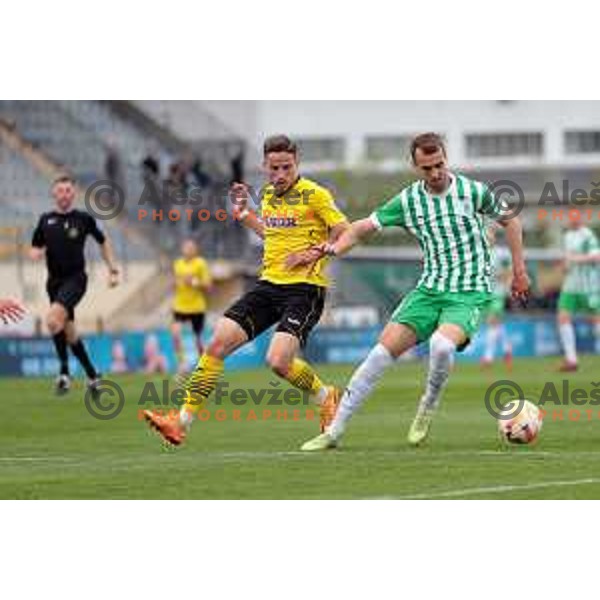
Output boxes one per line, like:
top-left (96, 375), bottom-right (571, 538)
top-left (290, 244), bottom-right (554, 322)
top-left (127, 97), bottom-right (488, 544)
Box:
top-left (52, 173), bottom-right (77, 186)
top-left (410, 132), bottom-right (446, 163)
top-left (263, 134), bottom-right (297, 157)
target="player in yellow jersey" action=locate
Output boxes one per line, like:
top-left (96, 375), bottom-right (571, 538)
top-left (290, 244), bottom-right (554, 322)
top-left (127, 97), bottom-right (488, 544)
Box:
top-left (144, 134), bottom-right (349, 445)
top-left (171, 239), bottom-right (212, 373)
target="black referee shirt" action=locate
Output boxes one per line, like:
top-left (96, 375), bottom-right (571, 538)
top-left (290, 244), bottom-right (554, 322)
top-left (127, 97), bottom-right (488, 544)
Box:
top-left (31, 209), bottom-right (106, 279)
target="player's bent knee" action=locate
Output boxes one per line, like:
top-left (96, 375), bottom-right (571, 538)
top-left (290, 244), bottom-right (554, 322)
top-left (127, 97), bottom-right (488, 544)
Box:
top-left (267, 353), bottom-right (290, 378)
top-left (65, 327), bottom-right (78, 345)
top-left (206, 330), bottom-right (244, 360)
top-left (206, 338), bottom-right (228, 359)
top-left (378, 323), bottom-right (417, 358)
top-left (46, 314), bottom-right (64, 334)
top-left (208, 317), bottom-right (248, 356)
top-left (430, 331), bottom-right (457, 358)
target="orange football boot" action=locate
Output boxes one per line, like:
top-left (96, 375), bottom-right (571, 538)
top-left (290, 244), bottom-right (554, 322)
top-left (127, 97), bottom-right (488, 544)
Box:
top-left (143, 410), bottom-right (187, 446)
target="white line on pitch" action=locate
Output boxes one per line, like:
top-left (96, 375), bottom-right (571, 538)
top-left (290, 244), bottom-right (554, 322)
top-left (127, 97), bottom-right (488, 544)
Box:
top-left (1, 450), bottom-right (598, 468)
top-left (0, 457), bottom-right (75, 462)
top-left (369, 478), bottom-right (600, 499)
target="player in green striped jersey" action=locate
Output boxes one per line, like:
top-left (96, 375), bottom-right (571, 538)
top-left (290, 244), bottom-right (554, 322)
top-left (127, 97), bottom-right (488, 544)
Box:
top-left (301, 132), bottom-right (529, 451)
top-left (557, 216), bottom-right (600, 372)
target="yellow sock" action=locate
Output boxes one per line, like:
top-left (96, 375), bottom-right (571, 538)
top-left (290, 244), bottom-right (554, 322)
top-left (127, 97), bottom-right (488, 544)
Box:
top-left (182, 353), bottom-right (224, 414)
top-left (285, 358), bottom-right (327, 402)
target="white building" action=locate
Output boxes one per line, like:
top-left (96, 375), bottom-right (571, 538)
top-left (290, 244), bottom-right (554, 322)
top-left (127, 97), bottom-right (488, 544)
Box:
top-left (194, 100), bottom-right (600, 172)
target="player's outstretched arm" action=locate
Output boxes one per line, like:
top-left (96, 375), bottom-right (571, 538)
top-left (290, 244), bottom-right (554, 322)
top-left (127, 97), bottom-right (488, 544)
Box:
top-left (322, 217), bottom-right (378, 257)
top-left (239, 210), bottom-right (265, 239)
top-left (285, 192), bottom-right (350, 269)
top-left (286, 218), bottom-right (374, 269)
top-left (327, 220), bottom-right (350, 244)
top-left (100, 237), bottom-right (120, 287)
top-left (29, 246), bottom-right (45, 261)
top-left (30, 215), bottom-right (46, 261)
top-left (497, 217), bottom-right (530, 302)
top-left (231, 182), bottom-right (265, 239)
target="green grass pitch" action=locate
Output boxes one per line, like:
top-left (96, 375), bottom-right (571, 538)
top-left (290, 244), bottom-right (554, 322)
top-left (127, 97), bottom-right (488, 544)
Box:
top-left (1, 356), bottom-right (599, 499)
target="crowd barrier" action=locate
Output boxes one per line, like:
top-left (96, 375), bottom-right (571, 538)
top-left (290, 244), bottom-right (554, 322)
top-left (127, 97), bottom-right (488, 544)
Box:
top-left (0, 317), bottom-right (597, 377)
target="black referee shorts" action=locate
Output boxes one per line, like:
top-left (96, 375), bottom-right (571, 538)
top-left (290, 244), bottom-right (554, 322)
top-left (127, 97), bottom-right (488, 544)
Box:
top-left (224, 280), bottom-right (326, 346)
top-left (172, 311), bottom-right (206, 336)
top-left (46, 273), bottom-right (88, 321)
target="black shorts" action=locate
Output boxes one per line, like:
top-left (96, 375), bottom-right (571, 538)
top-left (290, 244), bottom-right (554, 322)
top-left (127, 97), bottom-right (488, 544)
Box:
top-left (46, 273), bottom-right (88, 321)
top-left (172, 311), bottom-right (205, 335)
top-left (224, 280), bottom-right (326, 346)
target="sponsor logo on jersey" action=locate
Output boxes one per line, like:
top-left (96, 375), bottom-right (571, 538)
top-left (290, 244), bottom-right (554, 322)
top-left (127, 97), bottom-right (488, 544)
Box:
top-left (264, 216), bottom-right (298, 228)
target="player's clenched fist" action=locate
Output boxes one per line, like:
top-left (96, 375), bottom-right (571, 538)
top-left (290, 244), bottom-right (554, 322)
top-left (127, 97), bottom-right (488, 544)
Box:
top-left (230, 182), bottom-right (250, 212)
top-left (511, 271), bottom-right (530, 304)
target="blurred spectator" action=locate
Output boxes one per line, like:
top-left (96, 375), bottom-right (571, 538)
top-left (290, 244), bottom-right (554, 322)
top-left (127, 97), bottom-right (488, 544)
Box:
top-left (191, 157), bottom-right (211, 188)
top-left (143, 334), bottom-right (168, 374)
top-left (110, 339), bottom-right (129, 373)
top-left (165, 160), bottom-right (189, 199)
top-left (142, 152), bottom-right (160, 184)
top-left (230, 145), bottom-right (245, 184)
top-left (105, 137), bottom-right (125, 203)
top-left (141, 150), bottom-right (161, 211)
top-left (164, 160), bottom-right (191, 236)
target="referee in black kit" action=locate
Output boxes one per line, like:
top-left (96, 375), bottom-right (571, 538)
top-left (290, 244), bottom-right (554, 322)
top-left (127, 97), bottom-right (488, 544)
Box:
top-left (30, 174), bottom-right (120, 394)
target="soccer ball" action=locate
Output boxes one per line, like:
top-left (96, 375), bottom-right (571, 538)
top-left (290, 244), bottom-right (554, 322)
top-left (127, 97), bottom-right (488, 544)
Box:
top-left (497, 399), bottom-right (542, 445)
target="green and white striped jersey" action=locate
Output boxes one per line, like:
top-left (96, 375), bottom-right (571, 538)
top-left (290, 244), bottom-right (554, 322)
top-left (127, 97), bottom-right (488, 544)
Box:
top-left (371, 173), bottom-right (501, 293)
top-left (562, 226), bottom-right (600, 295)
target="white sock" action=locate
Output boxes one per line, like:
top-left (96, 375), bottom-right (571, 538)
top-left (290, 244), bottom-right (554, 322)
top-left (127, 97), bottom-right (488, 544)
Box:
top-left (327, 344), bottom-right (395, 440)
top-left (500, 326), bottom-right (512, 355)
top-left (420, 331), bottom-right (456, 412)
top-left (179, 408), bottom-right (194, 430)
top-left (559, 322), bottom-right (577, 364)
top-left (484, 324), bottom-right (500, 361)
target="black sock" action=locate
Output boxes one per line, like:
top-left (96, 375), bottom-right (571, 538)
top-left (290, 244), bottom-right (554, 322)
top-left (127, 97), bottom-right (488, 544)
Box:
top-left (70, 339), bottom-right (98, 379)
top-left (52, 331), bottom-right (69, 376)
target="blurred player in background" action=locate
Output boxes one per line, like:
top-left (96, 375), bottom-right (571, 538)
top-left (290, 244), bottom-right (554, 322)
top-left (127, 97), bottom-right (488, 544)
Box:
top-left (0, 298), bottom-right (25, 324)
top-left (110, 339), bottom-right (129, 374)
top-left (144, 134), bottom-right (349, 445)
top-left (30, 175), bottom-right (119, 395)
top-left (556, 215), bottom-right (600, 372)
top-left (481, 227), bottom-right (513, 370)
top-left (143, 333), bottom-right (168, 374)
top-left (301, 132), bottom-right (529, 451)
top-left (171, 238), bottom-right (212, 373)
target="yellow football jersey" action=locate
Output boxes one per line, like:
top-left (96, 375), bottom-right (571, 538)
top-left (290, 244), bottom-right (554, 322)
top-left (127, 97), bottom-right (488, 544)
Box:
top-left (260, 177), bottom-right (347, 287)
top-left (172, 257), bottom-right (211, 314)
